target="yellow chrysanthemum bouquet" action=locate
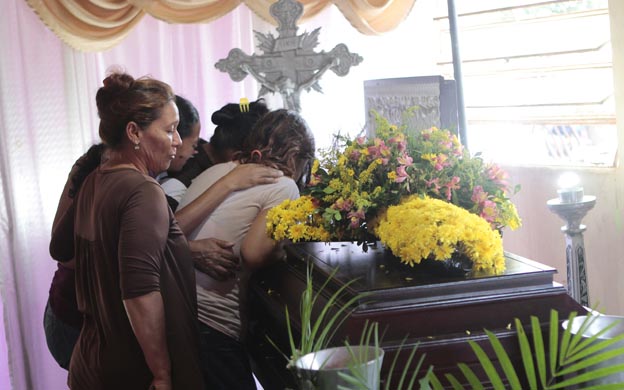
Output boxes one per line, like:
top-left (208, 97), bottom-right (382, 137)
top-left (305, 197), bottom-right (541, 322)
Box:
top-left (266, 111), bottom-right (521, 273)
top-left (376, 196), bottom-right (506, 272)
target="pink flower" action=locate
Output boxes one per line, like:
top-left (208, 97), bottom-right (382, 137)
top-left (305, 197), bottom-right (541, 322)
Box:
top-left (433, 154), bottom-right (450, 171)
top-left (395, 165), bottom-right (408, 183)
top-left (347, 208), bottom-right (366, 229)
top-left (348, 149), bottom-right (361, 161)
top-left (425, 178), bottom-right (441, 194)
top-left (480, 200), bottom-right (498, 223)
top-left (439, 140), bottom-right (453, 150)
top-left (397, 154), bottom-right (413, 166)
top-left (486, 164), bottom-right (509, 188)
top-left (471, 186), bottom-right (488, 204)
top-left (388, 135), bottom-right (407, 153)
top-left (443, 176), bottom-right (461, 200)
top-left (355, 136), bottom-right (366, 145)
top-left (333, 198), bottom-right (354, 212)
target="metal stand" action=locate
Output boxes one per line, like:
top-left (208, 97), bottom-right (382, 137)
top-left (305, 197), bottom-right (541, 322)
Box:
top-left (446, 0), bottom-right (468, 147)
top-left (547, 196), bottom-right (596, 307)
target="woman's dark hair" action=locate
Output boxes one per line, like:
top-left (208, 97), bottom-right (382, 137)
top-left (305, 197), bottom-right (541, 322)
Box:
top-left (96, 71), bottom-right (175, 148)
top-left (239, 109), bottom-right (315, 187)
top-left (68, 143), bottom-right (106, 199)
top-left (175, 95), bottom-right (200, 139)
top-left (209, 99), bottom-right (269, 161)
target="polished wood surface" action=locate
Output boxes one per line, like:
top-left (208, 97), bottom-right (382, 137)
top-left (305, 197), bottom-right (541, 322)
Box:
top-left (247, 242), bottom-right (586, 389)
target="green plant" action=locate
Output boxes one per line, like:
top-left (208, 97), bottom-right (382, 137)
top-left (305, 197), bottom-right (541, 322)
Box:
top-left (267, 264), bottom-right (369, 369)
top-left (339, 321), bottom-right (434, 390)
top-left (270, 264), bottom-right (433, 390)
top-left (427, 310), bottom-right (624, 389)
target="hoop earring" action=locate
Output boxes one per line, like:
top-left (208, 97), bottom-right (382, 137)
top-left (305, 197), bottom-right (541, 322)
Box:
top-left (251, 149), bottom-right (262, 161)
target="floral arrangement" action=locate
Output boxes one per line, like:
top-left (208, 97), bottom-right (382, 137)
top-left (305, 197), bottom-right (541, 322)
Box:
top-left (376, 196), bottom-right (505, 272)
top-left (266, 111), bottom-right (521, 272)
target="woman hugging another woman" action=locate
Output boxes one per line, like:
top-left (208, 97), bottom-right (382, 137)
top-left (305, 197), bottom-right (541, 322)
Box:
top-left (178, 109), bottom-right (315, 389)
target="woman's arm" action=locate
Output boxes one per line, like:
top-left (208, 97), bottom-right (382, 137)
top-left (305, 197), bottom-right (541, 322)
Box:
top-left (175, 164), bottom-right (283, 235)
top-left (123, 291), bottom-right (171, 389)
top-left (240, 209), bottom-right (287, 270)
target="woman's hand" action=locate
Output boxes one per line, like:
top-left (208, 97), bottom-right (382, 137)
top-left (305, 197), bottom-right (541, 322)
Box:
top-left (189, 238), bottom-right (240, 281)
top-left (222, 164), bottom-right (283, 192)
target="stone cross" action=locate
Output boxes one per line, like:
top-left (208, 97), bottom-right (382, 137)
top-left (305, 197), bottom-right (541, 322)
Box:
top-left (215, 0), bottom-right (363, 112)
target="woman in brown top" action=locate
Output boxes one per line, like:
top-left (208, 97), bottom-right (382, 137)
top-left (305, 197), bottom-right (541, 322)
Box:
top-left (50, 71), bottom-right (203, 390)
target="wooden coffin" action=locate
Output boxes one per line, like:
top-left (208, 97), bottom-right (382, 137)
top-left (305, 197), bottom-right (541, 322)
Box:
top-left (246, 241), bottom-right (586, 389)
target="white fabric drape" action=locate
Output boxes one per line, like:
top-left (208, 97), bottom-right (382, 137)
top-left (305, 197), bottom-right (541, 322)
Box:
top-left (24, 0), bottom-right (417, 51)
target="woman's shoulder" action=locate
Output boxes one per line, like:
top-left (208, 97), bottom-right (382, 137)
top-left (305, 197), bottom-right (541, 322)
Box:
top-left (97, 168), bottom-right (164, 202)
top-left (191, 161), bottom-right (237, 185)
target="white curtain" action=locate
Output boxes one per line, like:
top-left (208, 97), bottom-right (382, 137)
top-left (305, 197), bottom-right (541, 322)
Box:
top-left (0, 0), bottom-right (435, 388)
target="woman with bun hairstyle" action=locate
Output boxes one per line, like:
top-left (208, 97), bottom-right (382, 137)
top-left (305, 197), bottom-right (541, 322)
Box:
top-left (178, 109), bottom-right (315, 389)
top-left (50, 71), bottom-right (203, 390)
top-left (169, 100), bottom-right (285, 282)
top-left (172, 99), bottom-right (280, 234)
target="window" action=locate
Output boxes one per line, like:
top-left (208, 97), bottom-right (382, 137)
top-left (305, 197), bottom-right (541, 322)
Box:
top-left (436, 0), bottom-right (616, 166)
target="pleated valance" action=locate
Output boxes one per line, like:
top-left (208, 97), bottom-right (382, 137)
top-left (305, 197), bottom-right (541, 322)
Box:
top-left (25, 0), bottom-right (417, 52)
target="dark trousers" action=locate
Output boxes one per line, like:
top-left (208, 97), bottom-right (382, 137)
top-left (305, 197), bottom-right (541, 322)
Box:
top-left (199, 322), bottom-right (257, 390)
top-left (43, 300), bottom-right (80, 370)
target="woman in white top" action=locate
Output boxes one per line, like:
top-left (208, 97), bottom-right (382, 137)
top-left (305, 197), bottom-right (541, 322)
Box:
top-left (178, 109), bottom-right (315, 390)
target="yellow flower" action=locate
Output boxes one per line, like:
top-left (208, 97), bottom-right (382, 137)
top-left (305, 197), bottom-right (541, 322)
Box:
top-left (311, 159), bottom-right (320, 175)
top-left (421, 153), bottom-right (436, 162)
top-left (376, 196), bottom-right (505, 273)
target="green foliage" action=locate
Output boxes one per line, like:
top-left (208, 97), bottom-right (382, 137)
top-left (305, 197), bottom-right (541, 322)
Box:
top-left (266, 264), bottom-right (369, 370)
top-left (337, 321), bottom-right (433, 390)
top-left (427, 310), bottom-right (624, 389)
top-left (271, 264), bottom-right (435, 389)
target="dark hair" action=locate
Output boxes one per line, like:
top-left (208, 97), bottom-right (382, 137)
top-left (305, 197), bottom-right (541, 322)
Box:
top-left (68, 143), bottom-right (106, 199)
top-left (175, 95), bottom-right (200, 139)
top-left (209, 99), bottom-right (269, 161)
top-left (239, 109), bottom-right (315, 185)
top-left (96, 71), bottom-right (175, 148)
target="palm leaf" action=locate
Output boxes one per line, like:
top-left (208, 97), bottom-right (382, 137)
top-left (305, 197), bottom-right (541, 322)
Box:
top-left (548, 364), bottom-right (624, 389)
top-left (515, 318), bottom-right (538, 390)
top-left (558, 312), bottom-right (576, 367)
top-left (484, 329), bottom-right (522, 389)
top-left (407, 355), bottom-right (428, 389)
top-left (558, 345), bottom-right (624, 376)
top-left (530, 315), bottom-right (547, 388)
top-left (549, 310), bottom-right (559, 378)
top-left (427, 371), bottom-right (445, 390)
top-left (385, 336), bottom-right (409, 390)
top-left (396, 339), bottom-right (424, 390)
top-left (444, 373), bottom-right (465, 390)
top-left (457, 363), bottom-right (484, 390)
top-left (420, 309), bottom-right (624, 390)
top-left (467, 340), bottom-right (505, 389)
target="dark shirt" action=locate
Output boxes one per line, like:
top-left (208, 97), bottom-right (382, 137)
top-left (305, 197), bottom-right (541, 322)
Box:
top-left (48, 264), bottom-right (81, 328)
top-left (56, 167), bottom-right (203, 390)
